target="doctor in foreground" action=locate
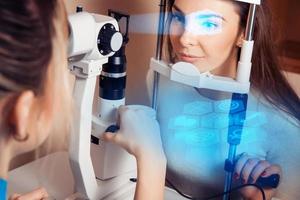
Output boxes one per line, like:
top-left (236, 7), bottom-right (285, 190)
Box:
top-left (0, 0), bottom-right (166, 200)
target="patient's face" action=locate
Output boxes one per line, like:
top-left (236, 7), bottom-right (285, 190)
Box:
top-left (169, 0), bottom-right (243, 78)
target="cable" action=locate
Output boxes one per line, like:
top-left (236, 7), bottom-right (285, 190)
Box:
top-left (166, 178), bottom-right (266, 200)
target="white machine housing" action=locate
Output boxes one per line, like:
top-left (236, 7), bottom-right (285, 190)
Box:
top-left (236, 0), bottom-right (260, 4)
top-left (68, 11), bottom-right (136, 200)
top-left (68, 12), bottom-right (123, 61)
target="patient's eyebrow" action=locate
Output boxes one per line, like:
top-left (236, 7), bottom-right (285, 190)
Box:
top-left (197, 14), bottom-right (225, 21)
top-left (172, 4), bottom-right (226, 21)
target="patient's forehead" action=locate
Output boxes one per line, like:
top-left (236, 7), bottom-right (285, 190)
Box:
top-left (172, 0), bottom-right (237, 17)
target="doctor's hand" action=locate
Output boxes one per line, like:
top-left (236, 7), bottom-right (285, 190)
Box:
top-left (102, 105), bottom-right (166, 200)
top-left (234, 153), bottom-right (281, 200)
top-left (102, 105), bottom-right (165, 161)
top-left (9, 187), bottom-right (50, 200)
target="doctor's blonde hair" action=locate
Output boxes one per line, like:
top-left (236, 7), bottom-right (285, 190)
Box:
top-left (0, 0), bottom-right (73, 152)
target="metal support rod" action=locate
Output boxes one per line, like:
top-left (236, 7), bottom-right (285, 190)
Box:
top-left (223, 145), bottom-right (237, 200)
top-left (152, 72), bottom-right (160, 110)
top-left (223, 93), bottom-right (248, 200)
top-left (155, 0), bottom-right (167, 60)
top-left (222, 7), bottom-right (257, 198)
top-left (152, 0), bottom-right (167, 110)
top-left (245, 4), bottom-right (257, 41)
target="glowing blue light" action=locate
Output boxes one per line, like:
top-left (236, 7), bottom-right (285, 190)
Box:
top-left (196, 14), bottom-right (222, 32)
top-left (214, 99), bottom-right (232, 113)
top-left (221, 126), bottom-right (266, 144)
top-left (173, 128), bottom-right (219, 146)
top-left (201, 112), bottom-right (231, 129)
top-left (244, 111), bottom-right (268, 127)
top-left (196, 14), bottom-right (224, 20)
top-left (227, 125), bottom-right (243, 144)
top-left (229, 111), bottom-right (246, 126)
top-left (216, 99), bottom-right (244, 112)
top-left (164, 99), bottom-right (270, 163)
top-left (183, 101), bottom-right (213, 116)
top-left (168, 115), bottom-right (200, 130)
top-left (172, 12), bottom-right (185, 25)
top-left (199, 21), bottom-right (219, 31)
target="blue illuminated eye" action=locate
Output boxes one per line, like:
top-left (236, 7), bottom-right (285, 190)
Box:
top-left (201, 21), bottom-right (218, 30)
top-left (172, 13), bottom-right (185, 25)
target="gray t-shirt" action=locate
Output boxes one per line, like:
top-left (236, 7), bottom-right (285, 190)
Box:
top-left (147, 70), bottom-right (300, 199)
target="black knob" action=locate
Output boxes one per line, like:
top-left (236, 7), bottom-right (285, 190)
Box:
top-left (105, 125), bottom-right (120, 133)
top-left (97, 24), bottom-right (123, 56)
top-left (76, 6), bottom-right (83, 13)
top-left (256, 174), bottom-right (280, 188)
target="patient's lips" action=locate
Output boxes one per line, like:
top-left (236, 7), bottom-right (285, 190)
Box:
top-left (179, 53), bottom-right (204, 63)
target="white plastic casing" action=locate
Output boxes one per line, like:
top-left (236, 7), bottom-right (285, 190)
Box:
top-left (68, 12), bottom-right (122, 60)
top-left (68, 11), bottom-right (132, 199)
top-left (236, 40), bottom-right (254, 83)
top-left (150, 58), bottom-right (251, 94)
top-left (68, 12), bottom-right (95, 57)
top-left (235, 0), bottom-right (261, 5)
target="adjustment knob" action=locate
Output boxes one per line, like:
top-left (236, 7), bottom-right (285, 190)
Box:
top-left (97, 24), bottom-right (123, 55)
top-left (76, 5), bottom-right (83, 13)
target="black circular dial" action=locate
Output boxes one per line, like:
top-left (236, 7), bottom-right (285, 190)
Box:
top-left (97, 23), bottom-right (123, 55)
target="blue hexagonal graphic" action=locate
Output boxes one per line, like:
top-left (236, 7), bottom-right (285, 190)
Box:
top-left (214, 99), bottom-right (232, 113)
top-left (221, 126), bottom-right (267, 144)
top-left (173, 128), bottom-right (220, 147)
top-left (214, 99), bottom-right (245, 114)
top-left (201, 112), bottom-right (232, 129)
top-left (183, 101), bottom-right (214, 116)
top-left (168, 115), bottom-right (200, 130)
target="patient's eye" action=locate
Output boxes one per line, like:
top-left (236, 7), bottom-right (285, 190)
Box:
top-left (200, 20), bottom-right (219, 31)
top-left (171, 12), bottom-right (185, 25)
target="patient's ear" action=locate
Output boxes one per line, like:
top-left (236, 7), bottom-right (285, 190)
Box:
top-left (9, 91), bottom-right (35, 142)
top-left (236, 30), bottom-right (245, 48)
